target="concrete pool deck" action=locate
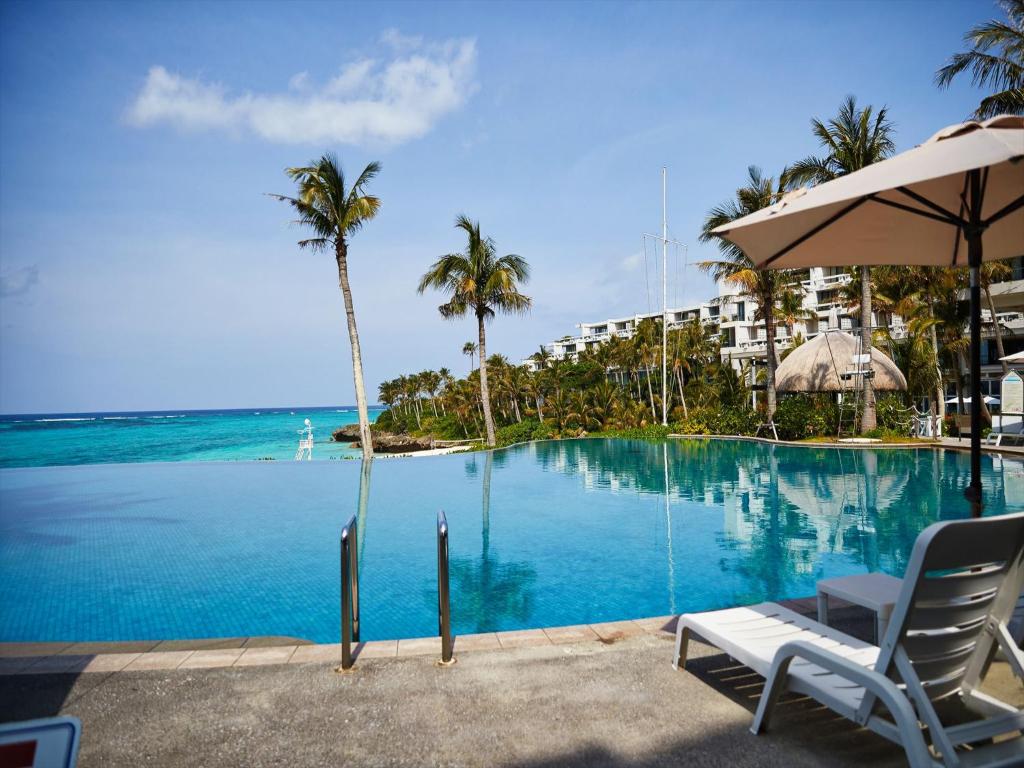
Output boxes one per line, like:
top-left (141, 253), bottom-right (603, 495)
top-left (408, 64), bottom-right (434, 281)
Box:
top-left (1, 630), bottom-right (1021, 768)
top-left (2, 603), bottom-right (1022, 767)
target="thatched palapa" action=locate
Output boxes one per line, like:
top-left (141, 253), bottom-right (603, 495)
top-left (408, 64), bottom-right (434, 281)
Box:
top-left (774, 331), bottom-right (907, 393)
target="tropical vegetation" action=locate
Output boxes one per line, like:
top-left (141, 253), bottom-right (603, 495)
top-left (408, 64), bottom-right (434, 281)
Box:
top-left (272, 154), bottom-right (381, 458)
top-left (936, 0), bottom-right (1024, 119)
top-left (784, 95), bottom-right (896, 432)
top-left (418, 216), bottom-right (532, 447)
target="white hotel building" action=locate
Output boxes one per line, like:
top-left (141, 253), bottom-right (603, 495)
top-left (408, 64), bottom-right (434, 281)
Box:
top-left (525, 262), bottom-right (1024, 403)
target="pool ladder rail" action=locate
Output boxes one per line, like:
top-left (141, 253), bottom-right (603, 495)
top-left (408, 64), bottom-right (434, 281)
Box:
top-left (337, 510), bottom-right (455, 671)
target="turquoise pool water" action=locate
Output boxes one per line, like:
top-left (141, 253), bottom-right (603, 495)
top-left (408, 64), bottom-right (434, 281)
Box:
top-left (2, 438), bottom-right (1022, 644)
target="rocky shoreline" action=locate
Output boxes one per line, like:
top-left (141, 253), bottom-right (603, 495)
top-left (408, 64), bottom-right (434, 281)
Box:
top-left (331, 423), bottom-right (434, 453)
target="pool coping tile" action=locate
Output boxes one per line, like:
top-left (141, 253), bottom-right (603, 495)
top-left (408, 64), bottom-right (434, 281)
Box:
top-left (453, 633), bottom-right (501, 653)
top-left (81, 653), bottom-right (143, 674)
top-left (0, 643), bottom-right (74, 658)
top-left (496, 629), bottom-right (551, 649)
top-left (632, 616), bottom-right (677, 634)
top-left (154, 638), bottom-right (247, 653)
top-left (62, 641), bottom-right (159, 656)
top-left (396, 637), bottom-right (441, 658)
top-left (233, 646), bottom-right (297, 667)
top-left (177, 649), bottom-right (246, 669)
top-left (123, 651), bottom-right (194, 671)
top-left (590, 621), bottom-right (646, 642)
top-left (543, 625), bottom-right (600, 645)
top-left (22, 655), bottom-right (93, 675)
top-left (355, 641), bottom-right (398, 660)
top-left (290, 644), bottom-right (342, 664)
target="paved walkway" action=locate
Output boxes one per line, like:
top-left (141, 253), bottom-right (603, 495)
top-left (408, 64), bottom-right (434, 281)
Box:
top-left (0, 633), bottom-right (898, 768)
top-left (2, 627), bottom-right (1021, 767)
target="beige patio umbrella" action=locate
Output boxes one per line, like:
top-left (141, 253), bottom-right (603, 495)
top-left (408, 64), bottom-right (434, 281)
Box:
top-left (775, 331), bottom-right (907, 393)
top-left (712, 115), bottom-right (1024, 513)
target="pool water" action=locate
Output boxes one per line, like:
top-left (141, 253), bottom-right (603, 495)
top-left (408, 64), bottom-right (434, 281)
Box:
top-left (2, 438), bottom-right (1022, 644)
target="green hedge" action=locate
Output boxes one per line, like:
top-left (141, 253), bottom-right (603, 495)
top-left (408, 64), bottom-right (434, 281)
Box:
top-left (674, 405), bottom-right (758, 436)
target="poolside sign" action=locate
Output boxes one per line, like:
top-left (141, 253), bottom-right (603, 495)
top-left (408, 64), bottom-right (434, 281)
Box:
top-left (0, 717), bottom-right (80, 768)
top-left (1002, 370), bottom-right (1024, 415)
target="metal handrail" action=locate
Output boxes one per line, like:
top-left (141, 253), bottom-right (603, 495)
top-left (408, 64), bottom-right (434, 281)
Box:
top-left (339, 514), bottom-right (360, 670)
top-left (437, 510), bottom-right (454, 664)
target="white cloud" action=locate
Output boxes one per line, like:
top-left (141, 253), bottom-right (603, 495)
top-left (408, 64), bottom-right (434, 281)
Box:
top-left (0, 265), bottom-right (39, 297)
top-left (126, 32), bottom-right (477, 146)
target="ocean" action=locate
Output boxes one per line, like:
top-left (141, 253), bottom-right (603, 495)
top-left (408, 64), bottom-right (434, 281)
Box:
top-left (0, 406), bottom-right (383, 468)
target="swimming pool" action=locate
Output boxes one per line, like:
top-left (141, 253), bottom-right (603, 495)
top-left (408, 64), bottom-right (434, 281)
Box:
top-left (2, 438), bottom-right (1022, 644)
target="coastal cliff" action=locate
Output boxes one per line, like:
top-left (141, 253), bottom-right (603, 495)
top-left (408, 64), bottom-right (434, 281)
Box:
top-left (331, 423), bottom-right (433, 453)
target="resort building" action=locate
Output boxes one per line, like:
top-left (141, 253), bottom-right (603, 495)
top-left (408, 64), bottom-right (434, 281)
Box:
top-left (525, 262), bottom-right (1024, 402)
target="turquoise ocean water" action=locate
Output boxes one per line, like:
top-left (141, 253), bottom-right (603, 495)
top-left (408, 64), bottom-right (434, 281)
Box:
top-left (0, 406), bottom-right (383, 468)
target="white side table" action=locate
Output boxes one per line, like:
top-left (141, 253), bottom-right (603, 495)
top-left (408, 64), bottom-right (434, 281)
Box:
top-left (816, 572), bottom-right (903, 644)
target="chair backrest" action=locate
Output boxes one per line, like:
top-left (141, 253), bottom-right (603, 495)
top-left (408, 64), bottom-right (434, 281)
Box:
top-left (877, 512), bottom-right (1024, 702)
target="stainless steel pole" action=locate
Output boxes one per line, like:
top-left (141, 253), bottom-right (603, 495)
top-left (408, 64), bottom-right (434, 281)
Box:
top-left (437, 510), bottom-right (454, 664)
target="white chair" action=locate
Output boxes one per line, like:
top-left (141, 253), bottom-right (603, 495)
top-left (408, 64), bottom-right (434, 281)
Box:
top-left (674, 513), bottom-right (1024, 767)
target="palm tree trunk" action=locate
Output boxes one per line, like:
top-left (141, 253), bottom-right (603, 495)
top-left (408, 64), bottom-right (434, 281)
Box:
top-left (929, 307), bottom-right (945, 426)
top-left (644, 364), bottom-right (657, 419)
top-left (677, 369), bottom-right (688, 418)
top-left (985, 285), bottom-right (1009, 376)
top-left (764, 307), bottom-right (779, 419)
top-left (336, 242), bottom-right (374, 458)
top-left (536, 396), bottom-right (545, 422)
top-left (477, 312), bottom-right (497, 446)
top-left (860, 265), bottom-right (877, 432)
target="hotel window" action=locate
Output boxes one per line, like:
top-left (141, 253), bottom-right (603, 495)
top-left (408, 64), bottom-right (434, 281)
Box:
top-left (736, 303), bottom-right (746, 321)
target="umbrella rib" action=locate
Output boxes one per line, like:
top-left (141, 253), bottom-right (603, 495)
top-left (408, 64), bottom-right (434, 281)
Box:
top-left (984, 193), bottom-right (1024, 226)
top-left (762, 196), bottom-right (870, 267)
top-left (893, 187), bottom-right (968, 227)
top-left (869, 196), bottom-right (961, 226)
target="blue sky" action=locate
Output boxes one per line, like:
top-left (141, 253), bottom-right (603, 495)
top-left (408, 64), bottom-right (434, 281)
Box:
top-left (0, 0), bottom-right (994, 413)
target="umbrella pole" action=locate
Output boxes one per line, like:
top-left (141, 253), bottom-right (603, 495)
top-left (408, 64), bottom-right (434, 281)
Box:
top-left (966, 168), bottom-right (984, 517)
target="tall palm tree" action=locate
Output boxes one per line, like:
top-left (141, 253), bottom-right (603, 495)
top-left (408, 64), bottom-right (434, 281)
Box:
top-left (419, 216), bottom-right (531, 446)
top-left (463, 341), bottom-right (478, 373)
top-left (981, 261), bottom-right (1014, 375)
top-left (272, 154), bottom-right (380, 457)
top-left (786, 96), bottom-right (895, 432)
top-left (936, 0), bottom-right (1024, 119)
top-left (699, 166), bottom-right (793, 418)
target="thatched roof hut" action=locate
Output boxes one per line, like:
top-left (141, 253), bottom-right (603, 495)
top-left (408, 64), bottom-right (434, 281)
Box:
top-left (775, 331), bottom-right (907, 393)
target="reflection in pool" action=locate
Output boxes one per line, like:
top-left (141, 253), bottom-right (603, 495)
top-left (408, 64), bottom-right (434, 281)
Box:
top-left (1, 439), bottom-right (1021, 643)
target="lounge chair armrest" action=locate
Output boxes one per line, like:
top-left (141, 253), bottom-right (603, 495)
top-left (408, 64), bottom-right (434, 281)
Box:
top-left (767, 641), bottom-right (915, 724)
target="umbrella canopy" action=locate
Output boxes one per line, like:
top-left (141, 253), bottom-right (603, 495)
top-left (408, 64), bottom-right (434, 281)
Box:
top-left (713, 116), bottom-right (1023, 269)
top-left (775, 331), bottom-right (906, 393)
top-left (945, 396), bottom-right (1000, 405)
top-left (1000, 350), bottom-right (1024, 363)
top-left (712, 116), bottom-right (1024, 514)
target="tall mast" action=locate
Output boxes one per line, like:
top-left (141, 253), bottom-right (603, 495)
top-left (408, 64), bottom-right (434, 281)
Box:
top-left (661, 167), bottom-right (668, 426)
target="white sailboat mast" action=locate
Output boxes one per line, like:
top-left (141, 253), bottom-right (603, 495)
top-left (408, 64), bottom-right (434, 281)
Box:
top-left (661, 168), bottom-right (668, 427)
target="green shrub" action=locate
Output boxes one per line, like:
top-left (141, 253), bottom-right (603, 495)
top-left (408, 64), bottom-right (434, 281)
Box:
top-left (596, 424), bottom-right (673, 440)
top-left (495, 419), bottom-right (540, 447)
top-left (774, 394), bottom-right (838, 440)
top-left (674, 405), bottom-right (757, 436)
top-left (531, 422), bottom-right (556, 441)
top-left (875, 393), bottom-right (913, 434)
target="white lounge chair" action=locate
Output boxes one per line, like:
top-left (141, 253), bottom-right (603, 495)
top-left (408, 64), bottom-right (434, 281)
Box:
top-left (673, 513), bottom-right (1024, 767)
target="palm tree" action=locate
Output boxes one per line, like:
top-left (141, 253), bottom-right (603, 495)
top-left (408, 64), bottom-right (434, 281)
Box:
top-left (462, 341), bottom-right (478, 373)
top-left (699, 166), bottom-right (793, 418)
top-left (776, 287), bottom-right (815, 339)
top-left (786, 96), bottom-right (896, 432)
top-left (981, 262), bottom-right (1014, 375)
top-left (419, 216), bottom-right (531, 447)
top-left (272, 154), bottom-right (380, 458)
top-left (936, 0), bottom-right (1024, 118)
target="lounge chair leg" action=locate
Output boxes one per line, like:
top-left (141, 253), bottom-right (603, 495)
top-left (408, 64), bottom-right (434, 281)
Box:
top-left (673, 624), bottom-right (689, 670)
top-left (751, 656), bottom-right (793, 735)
